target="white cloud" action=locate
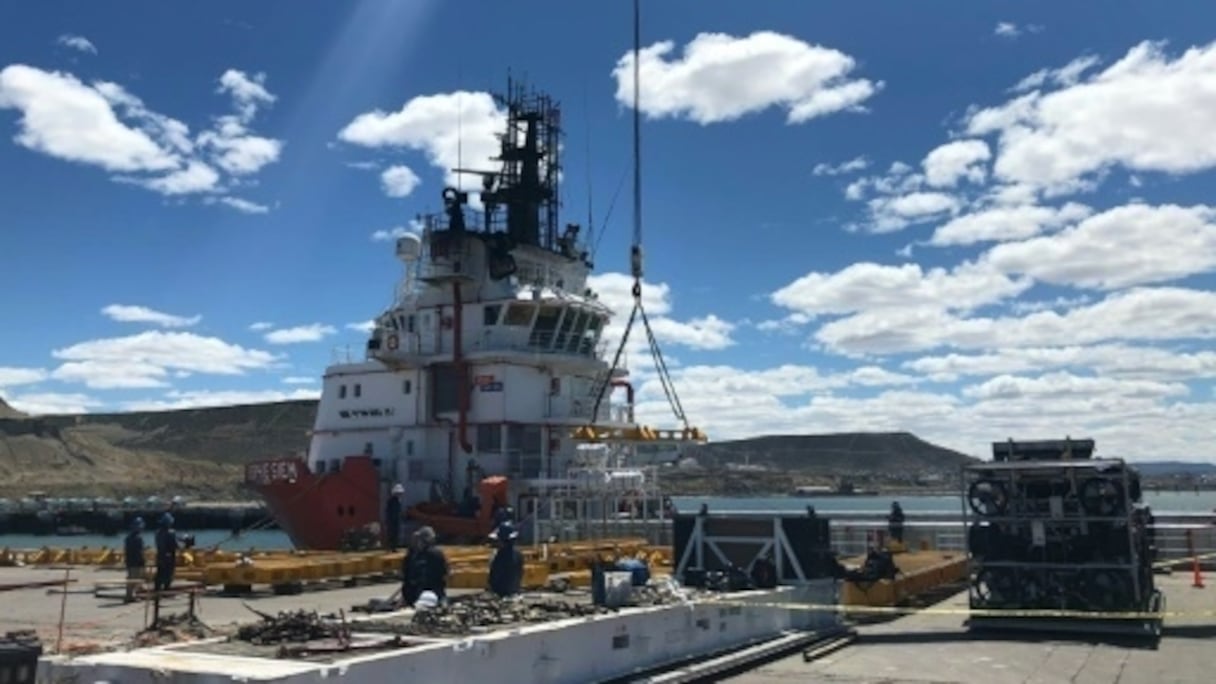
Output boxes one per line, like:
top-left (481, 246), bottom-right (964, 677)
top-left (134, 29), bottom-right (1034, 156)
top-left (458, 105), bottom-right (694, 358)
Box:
top-left (994, 22), bottom-right (1042, 39)
top-left (56, 34), bottom-right (97, 55)
top-left (380, 164), bottom-right (420, 198)
top-left (51, 331), bottom-right (278, 388)
top-left (813, 287), bottom-right (1216, 355)
top-left (129, 160), bottom-right (221, 195)
top-left (214, 196), bottom-right (270, 214)
top-left (865, 191), bottom-right (961, 232)
top-left (772, 261), bottom-right (1030, 317)
top-left (0, 367), bottom-right (48, 388)
top-left (345, 321), bottom-right (375, 334)
top-left (263, 324), bottom-right (337, 345)
top-left (282, 376), bottom-right (316, 385)
top-left (812, 156), bottom-right (869, 176)
top-left (248, 321), bottom-right (273, 331)
top-left (0, 64), bottom-right (281, 203)
top-left (962, 371), bottom-right (1186, 401)
top-left (122, 388), bottom-right (320, 412)
top-left (216, 70), bottom-right (275, 124)
top-left (904, 345), bottom-right (1216, 383)
top-left (51, 360), bottom-right (170, 389)
top-left (922, 139), bottom-right (990, 187)
top-left (587, 273), bottom-right (736, 353)
top-left (0, 65), bottom-right (177, 172)
top-left (5, 392), bottom-right (102, 415)
top-left (101, 304), bottom-right (201, 328)
top-left (983, 203), bottom-right (1216, 289)
top-left (1012, 55), bottom-right (1102, 93)
top-left (611, 31), bottom-right (881, 125)
top-left (371, 222), bottom-right (421, 242)
top-left (338, 91), bottom-right (505, 189)
top-left (198, 119), bottom-right (282, 176)
top-left (966, 40), bottom-right (1216, 192)
top-left (929, 202), bottom-right (1091, 246)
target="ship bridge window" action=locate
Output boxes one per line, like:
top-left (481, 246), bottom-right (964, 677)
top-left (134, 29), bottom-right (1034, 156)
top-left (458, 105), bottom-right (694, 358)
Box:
top-left (503, 303), bottom-right (535, 326)
top-left (530, 306), bottom-right (561, 348)
top-left (407, 315), bottom-right (416, 333)
top-left (339, 384), bottom-right (347, 399)
top-left (484, 304), bottom-right (502, 326)
top-left (402, 379), bottom-right (413, 395)
top-left (579, 316), bottom-right (603, 353)
top-left (354, 383), bottom-right (362, 398)
top-left (553, 308), bottom-right (579, 350)
top-left (567, 311), bottom-right (590, 352)
top-left (558, 310), bottom-right (587, 351)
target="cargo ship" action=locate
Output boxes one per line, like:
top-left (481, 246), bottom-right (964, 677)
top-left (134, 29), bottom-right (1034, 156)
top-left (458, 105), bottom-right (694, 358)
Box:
top-left (245, 78), bottom-right (704, 550)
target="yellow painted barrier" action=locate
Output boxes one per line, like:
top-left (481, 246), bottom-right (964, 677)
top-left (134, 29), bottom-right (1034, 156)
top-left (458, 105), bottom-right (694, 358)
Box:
top-left (840, 551), bottom-right (968, 608)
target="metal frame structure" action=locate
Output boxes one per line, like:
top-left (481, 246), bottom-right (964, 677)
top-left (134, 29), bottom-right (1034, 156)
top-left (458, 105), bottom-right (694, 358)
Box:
top-left (962, 446), bottom-right (1161, 637)
top-left (673, 512), bottom-right (830, 586)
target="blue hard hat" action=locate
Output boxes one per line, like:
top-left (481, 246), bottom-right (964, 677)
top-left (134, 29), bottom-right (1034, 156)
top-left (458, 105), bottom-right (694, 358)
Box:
top-left (160, 512), bottom-right (174, 527)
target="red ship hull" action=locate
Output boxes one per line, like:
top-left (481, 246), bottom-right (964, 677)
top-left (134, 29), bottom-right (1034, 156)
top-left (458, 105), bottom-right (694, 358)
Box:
top-left (246, 456), bottom-right (382, 550)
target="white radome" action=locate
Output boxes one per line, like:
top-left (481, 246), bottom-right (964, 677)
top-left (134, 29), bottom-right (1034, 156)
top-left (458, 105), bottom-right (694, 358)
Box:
top-left (395, 233), bottom-right (422, 261)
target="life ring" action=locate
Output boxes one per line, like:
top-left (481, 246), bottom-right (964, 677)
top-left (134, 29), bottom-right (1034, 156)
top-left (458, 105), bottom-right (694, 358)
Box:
top-left (386, 334), bottom-right (400, 351)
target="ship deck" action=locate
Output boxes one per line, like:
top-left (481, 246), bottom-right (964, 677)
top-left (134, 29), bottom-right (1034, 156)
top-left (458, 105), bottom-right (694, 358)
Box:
top-left (728, 572), bottom-right (1215, 684)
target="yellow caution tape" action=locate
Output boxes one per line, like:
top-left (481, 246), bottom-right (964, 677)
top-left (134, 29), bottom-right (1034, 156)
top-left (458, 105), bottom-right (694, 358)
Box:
top-left (698, 597), bottom-right (1216, 620)
top-left (1153, 551), bottom-right (1216, 568)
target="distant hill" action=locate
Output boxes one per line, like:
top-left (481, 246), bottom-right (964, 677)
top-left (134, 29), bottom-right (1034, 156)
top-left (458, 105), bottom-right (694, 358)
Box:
top-left (0, 400), bottom-right (317, 499)
top-left (0, 396), bottom-right (26, 419)
top-left (0, 396), bottom-right (975, 499)
top-left (685, 432), bottom-right (978, 476)
top-left (1130, 461), bottom-right (1216, 477)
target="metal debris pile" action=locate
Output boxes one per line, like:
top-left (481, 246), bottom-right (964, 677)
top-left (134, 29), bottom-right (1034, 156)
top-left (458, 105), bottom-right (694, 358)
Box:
top-left (132, 613), bottom-right (213, 648)
top-left (399, 593), bottom-right (611, 637)
top-left (235, 609), bottom-right (347, 645)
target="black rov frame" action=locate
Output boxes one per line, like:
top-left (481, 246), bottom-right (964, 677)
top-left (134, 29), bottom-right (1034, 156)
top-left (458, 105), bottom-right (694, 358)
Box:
top-left (963, 438), bottom-right (1162, 638)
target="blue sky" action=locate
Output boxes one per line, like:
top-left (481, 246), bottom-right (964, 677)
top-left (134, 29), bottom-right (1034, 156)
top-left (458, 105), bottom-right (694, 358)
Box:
top-left (2, 0), bottom-right (1215, 460)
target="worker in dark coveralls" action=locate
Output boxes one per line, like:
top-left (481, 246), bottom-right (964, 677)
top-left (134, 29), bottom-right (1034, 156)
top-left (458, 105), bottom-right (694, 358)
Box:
top-left (887, 501), bottom-right (906, 544)
top-left (487, 521), bottom-right (524, 598)
top-left (385, 483), bottom-right (404, 550)
top-left (123, 517), bottom-right (146, 602)
top-left (401, 526), bottom-right (448, 607)
top-left (154, 512), bottom-right (179, 592)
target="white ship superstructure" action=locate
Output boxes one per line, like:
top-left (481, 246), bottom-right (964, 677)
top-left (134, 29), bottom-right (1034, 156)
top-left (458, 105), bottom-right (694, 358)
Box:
top-left (262, 82), bottom-right (700, 548)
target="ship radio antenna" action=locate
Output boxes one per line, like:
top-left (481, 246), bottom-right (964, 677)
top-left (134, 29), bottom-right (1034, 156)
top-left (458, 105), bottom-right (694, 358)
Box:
top-left (584, 81), bottom-right (594, 254)
top-left (588, 0), bottom-right (691, 433)
top-left (457, 64), bottom-right (464, 192)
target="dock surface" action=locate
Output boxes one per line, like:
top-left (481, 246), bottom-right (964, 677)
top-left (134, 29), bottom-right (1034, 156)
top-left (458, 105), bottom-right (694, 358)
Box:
top-left (728, 573), bottom-right (1214, 684)
top-left (6, 564), bottom-right (1214, 682)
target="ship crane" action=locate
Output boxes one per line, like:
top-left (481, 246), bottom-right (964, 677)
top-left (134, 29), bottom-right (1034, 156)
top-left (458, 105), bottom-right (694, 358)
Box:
top-left (575, 0), bottom-right (706, 446)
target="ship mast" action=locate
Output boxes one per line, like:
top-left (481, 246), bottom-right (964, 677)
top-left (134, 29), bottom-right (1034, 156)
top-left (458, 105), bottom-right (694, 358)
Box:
top-left (588, 0), bottom-right (693, 435)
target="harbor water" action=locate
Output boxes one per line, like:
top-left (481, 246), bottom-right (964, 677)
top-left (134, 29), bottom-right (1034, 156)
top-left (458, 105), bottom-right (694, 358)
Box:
top-left (1, 491), bottom-right (1212, 551)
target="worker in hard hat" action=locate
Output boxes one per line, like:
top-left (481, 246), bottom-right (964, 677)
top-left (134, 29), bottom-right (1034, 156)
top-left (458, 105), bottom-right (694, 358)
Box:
top-left (487, 521), bottom-right (524, 599)
top-left (154, 512), bottom-right (179, 593)
top-left (385, 483), bottom-right (405, 551)
top-left (401, 526), bottom-right (448, 608)
top-left (123, 517), bottom-right (146, 602)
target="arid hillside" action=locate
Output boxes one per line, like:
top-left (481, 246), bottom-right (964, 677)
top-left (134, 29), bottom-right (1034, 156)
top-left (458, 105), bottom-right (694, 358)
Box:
top-left (0, 397), bottom-right (976, 499)
top-left (0, 399), bottom-right (316, 499)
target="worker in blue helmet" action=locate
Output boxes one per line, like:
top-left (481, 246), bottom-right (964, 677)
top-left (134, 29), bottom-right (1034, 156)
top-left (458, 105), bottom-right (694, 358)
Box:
top-left (123, 517), bottom-right (146, 602)
top-left (487, 521), bottom-right (524, 599)
top-left (154, 512), bottom-right (179, 593)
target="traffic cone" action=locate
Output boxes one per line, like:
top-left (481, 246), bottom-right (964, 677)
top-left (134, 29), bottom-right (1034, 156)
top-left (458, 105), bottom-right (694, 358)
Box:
top-left (1188, 529), bottom-right (1205, 589)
